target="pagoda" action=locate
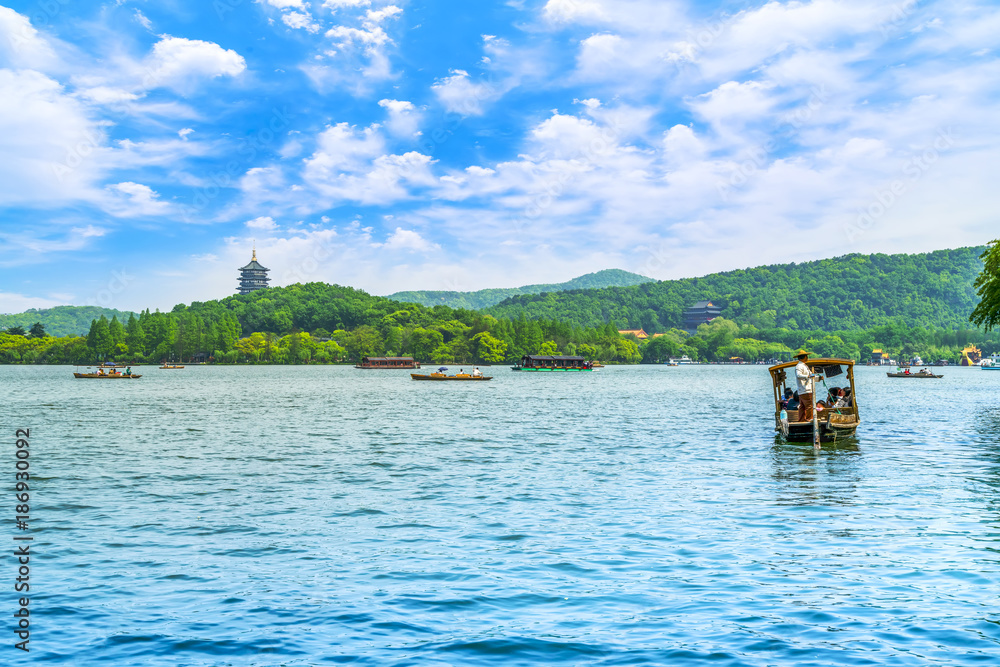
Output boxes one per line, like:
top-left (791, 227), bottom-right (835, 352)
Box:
top-left (237, 247), bottom-right (271, 295)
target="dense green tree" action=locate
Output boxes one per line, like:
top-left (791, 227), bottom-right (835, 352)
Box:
top-left (28, 322), bottom-right (47, 338)
top-left (970, 240), bottom-right (1000, 331)
top-left (6, 326), bottom-right (26, 336)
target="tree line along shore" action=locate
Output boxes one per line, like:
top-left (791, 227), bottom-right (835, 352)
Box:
top-left (1, 242), bottom-right (998, 365)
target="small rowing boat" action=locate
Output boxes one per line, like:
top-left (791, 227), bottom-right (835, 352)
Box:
top-left (886, 367), bottom-right (942, 378)
top-left (160, 365), bottom-right (185, 369)
top-left (411, 366), bottom-right (491, 381)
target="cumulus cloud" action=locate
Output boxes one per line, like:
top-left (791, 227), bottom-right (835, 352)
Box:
top-left (543, 0), bottom-right (607, 24)
top-left (0, 6), bottom-right (59, 70)
top-left (143, 36), bottom-right (246, 92)
top-left (283, 11), bottom-right (321, 32)
top-left (432, 70), bottom-right (499, 116)
top-left (246, 216), bottom-right (279, 230)
top-left (106, 182), bottom-right (171, 216)
top-left (380, 227), bottom-right (439, 252)
top-left (378, 99), bottom-right (421, 137)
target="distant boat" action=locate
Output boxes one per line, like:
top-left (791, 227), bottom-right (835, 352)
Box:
top-left (160, 365), bottom-right (185, 369)
top-left (74, 365), bottom-right (141, 379)
top-left (982, 354), bottom-right (1000, 370)
top-left (668, 356), bottom-right (694, 365)
top-left (887, 367), bottom-right (942, 378)
top-left (511, 355), bottom-right (594, 372)
top-left (356, 356), bottom-right (420, 369)
top-left (411, 372), bottom-right (492, 381)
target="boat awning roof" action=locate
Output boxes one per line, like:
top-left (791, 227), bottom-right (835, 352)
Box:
top-left (522, 355), bottom-right (586, 361)
top-left (363, 357), bottom-right (415, 361)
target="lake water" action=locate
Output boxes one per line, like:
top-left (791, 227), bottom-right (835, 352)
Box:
top-left (3, 364), bottom-right (999, 665)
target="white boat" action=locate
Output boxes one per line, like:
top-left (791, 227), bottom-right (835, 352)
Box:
top-left (668, 355), bottom-right (694, 365)
top-left (983, 354), bottom-right (1000, 370)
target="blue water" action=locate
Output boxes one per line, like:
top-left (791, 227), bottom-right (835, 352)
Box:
top-left (3, 364), bottom-right (999, 665)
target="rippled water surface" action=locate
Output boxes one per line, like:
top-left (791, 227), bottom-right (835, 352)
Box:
top-left (4, 364), bottom-right (1000, 665)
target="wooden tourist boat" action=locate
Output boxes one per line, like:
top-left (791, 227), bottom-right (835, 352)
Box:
top-left (73, 367), bottom-right (141, 379)
top-left (886, 367), bottom-right (942, 378)
top-left (355, 356), bottom-right (420, 369)
top-left (769, 358), bottom-right (859, 443)
top-left (511, 355), bottom-right (594, 372)
top-left (411, 371), bottom-right (492, 381)
top-left (160, 364), bottom-right (185, 369)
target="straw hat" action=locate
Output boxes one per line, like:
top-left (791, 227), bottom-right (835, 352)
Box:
top-left (795, 349), bottom-right (810, 359)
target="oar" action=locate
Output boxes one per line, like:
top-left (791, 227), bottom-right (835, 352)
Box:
top-left (811, 374), bottom-right (821, 450)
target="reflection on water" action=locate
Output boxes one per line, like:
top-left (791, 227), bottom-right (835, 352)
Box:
top-left (770, 436), bottom-right (862, 507)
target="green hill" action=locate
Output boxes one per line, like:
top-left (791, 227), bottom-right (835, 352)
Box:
top-left (0, 306), bottom-right (137, 337)
top-left (487, 246), bottom-right (988, 332)
top-left (388, 269), bottom-right (654, 310)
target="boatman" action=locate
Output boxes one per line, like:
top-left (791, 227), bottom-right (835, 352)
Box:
top-left (795, 349), bottom-right (814, 423)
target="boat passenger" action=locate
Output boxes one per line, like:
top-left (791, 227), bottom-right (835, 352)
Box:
top-left (787, 391), bottom-right (800, 411)
top-left (472, 367), bottom-right (482, 377)
top-left (794, 350), bottom-right (814, 422)
top-left (125, 366), bottom-right (132, 376)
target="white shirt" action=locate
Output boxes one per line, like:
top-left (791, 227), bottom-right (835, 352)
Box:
top-left (795, 360), bottom-right (812, 394)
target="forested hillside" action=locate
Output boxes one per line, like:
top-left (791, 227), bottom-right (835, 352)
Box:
top-left (0, 306), bottom-right (137, 337)
top-left (488, 247), bottom-right (987, 332)
top-left (388, 269), bottom-right (654, 310)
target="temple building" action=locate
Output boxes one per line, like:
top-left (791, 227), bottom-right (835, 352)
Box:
top-left (683, 300), bottom-right (722, 332)
top-left (238, 248), bottom-right (271, 295)
top-left (618, 328), bottom-right (649, 340)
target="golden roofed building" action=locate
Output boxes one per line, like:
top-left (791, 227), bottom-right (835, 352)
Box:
top-left (618, 328), bottom-right (649, 340)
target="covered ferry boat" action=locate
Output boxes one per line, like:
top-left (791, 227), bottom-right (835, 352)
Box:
top-left (511, 355), bottom-right (594, 372)
top-left (768, 358), bottom-right (859, 442)
top-left (355, 356), bottom-right (420, 369)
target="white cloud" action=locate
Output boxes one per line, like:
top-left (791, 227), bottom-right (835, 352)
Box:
top-left (542, 0), bottom-right (606, 24)
top-left (0, 291), bottom-right (65, 312)
top-left (0, 69), bottom-right (104, 204)
top-left (432, 69), bottom-right (498, 116)
top-left (366, 5), bottom-right (403, 24)
top-left (378, 98), bottom-right (421, 137)
top-left (380, 227), bottom-right (439, 252)
top-left (0, 7), bottom-right (59, 70)
top-left (178, 128), bottom-right (194, 140)
top-left (323, 0), bottom-right (371, 7)
top-left (283, 11), bottom-right (321, 32)
top-left (143, 36), bottom-right (246, 92)
top-left (246, 216), bottom-right (279, 230)
top-left (105, 182), bottom-right (171, 216)
top-left (265, 0), bottom-right (306, 8)
top-left (133, 9), bottom-right (152, 30)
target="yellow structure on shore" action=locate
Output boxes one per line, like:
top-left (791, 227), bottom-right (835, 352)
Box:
top-left (961, 345), bottom-right (981, 366)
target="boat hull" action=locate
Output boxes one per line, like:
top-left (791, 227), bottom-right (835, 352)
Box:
top-left (510, 367), bottom-right (592, 372)
top-left (886, 373), bottom-right (942, 378)
top-left (778, 417), bottom-right (859, 442)
top-left (410, 374), bottom-right (491, 381)
top-left (73, 373), bottom-right (142, 379)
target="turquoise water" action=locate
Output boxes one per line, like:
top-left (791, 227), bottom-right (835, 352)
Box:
top-left (3, 364), bottom-right (999, 665)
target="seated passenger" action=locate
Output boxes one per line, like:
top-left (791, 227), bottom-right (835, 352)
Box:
top-left (786, 391), bottom-right (800, 411)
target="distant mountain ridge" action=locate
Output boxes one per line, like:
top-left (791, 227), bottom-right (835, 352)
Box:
top-left (0, 306), bottom-right (137, 337)
top-left (487, 246), bottom-right (989, 332)
top-left (388, 269), bottom-right (655, 310)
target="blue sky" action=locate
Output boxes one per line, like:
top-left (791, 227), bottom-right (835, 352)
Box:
top-left (0, 0), bottom-right (997, 312)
